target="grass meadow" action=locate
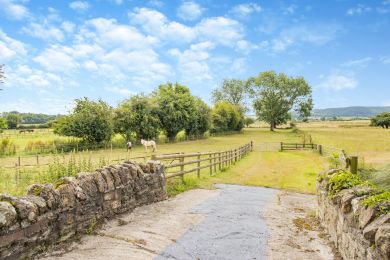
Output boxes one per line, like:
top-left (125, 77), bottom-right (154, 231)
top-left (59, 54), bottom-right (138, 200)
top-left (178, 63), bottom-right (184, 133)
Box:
top-left (0, 120), bottom-right (389, 196)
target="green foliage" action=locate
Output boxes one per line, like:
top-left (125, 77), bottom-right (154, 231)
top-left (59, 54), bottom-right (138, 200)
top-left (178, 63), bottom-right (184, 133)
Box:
top-left (328, 170), bottom-right (366, 196)
top-left (371, 112), bottom-right (390, 129)
top-left (185, 97), bottom-right (211, 137)
top-left (248, 71), bottom-right (313, 131)
top-left (6, 114), bottom-right (20, 129)
top-left (363, 192), bottom-right (390, 214)
top-left (154, 82), bottom-right (196, 141)
top-left (0, 117), bottom-right (7, 129)
top-left (113, 94), bottom-right (160, 141)
top-left (54, 98), bottom-right (113, 144)
top-left (0, 138), bottom-right (15, 156)
top-left (212, 79), bottom-right (248, 110)
top-left (211, 102), bottom-right (244, 133)
top-left (244, 117), bottom-right (255, 127)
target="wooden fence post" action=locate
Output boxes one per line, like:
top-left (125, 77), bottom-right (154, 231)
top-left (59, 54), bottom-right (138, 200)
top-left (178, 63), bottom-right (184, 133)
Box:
top-left (209, 153), bottom-right (212, 175)
top-left (218, 152), bottom-right (221, 171)
top-left (36, 154), bottom-right (39, 165)
top-left (280, 142), bottom-right (283, 151)
top-left (180, 156), bottom-right (185, 182)
top-left (250, 141), bottom-right (253, 152)
top-left (318, 145), bottom-right (323, 155)
top-left (213, 153), bottom-right (217, 173)
top-left (234, 148), bottom-right (237, 163)
top-left (350, 156), bottom-right (358, 174)
top-left (197, 153), bottom-right (201, 178)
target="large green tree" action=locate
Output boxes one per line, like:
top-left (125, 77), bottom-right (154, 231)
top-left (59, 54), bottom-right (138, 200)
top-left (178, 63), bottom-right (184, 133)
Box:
top-left (54, 98), bottom-right (113, 143)
top-left (0, 117), bottom-right (7, 129)
top-left (211, 102), bottom-right (244, 133)
top-left (185, 97), bottom-right (211, 137)
top-left (212, 79), bottom-right (248, 110)
top-left (248, 71), bottom-right (313, 131)
top-left (6, 114), bottom-right (20, 129)
top-left (154, 82), bottom-right (196, 141)
top-left (113, 94), bottom-right (161, 140)
top-left (371, 112), bottom-right (390, 129)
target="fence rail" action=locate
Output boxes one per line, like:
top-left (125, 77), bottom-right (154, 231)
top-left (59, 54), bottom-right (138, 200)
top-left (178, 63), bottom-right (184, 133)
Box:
top-left (280, 142), bottom-right (318, 151)
top-left (152, 142), bottom-right (253, 179)
top-left (279, 141), bottom-right (358, 174)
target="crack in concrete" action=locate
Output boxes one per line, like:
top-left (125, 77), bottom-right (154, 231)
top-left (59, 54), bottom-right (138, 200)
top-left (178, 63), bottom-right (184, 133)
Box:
top-left (96, 231), bottom-right (158, 255)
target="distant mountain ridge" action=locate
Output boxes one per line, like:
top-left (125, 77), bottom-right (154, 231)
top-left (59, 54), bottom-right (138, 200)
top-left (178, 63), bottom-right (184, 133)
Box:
top-left (312, 106), bottom-right (390, 118)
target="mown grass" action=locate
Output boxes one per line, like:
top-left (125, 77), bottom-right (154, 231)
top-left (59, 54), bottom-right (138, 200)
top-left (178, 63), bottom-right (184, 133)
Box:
top-left (298, 120), bottom-right (390, 191)
top-left (167, 150), bottom-right (326, 196)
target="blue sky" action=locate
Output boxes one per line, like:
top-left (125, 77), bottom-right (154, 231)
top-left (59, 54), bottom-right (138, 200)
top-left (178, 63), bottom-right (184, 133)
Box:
top-left (0, 0), bottom-right (389, 114)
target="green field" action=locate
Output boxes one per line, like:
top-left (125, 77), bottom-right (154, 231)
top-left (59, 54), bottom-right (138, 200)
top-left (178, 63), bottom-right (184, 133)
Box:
top-left (1, 121), bottom-right (389, 196)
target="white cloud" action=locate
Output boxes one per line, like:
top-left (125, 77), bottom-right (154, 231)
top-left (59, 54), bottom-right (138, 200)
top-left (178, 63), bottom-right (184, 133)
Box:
top-left (149, 0), bottom-right (163, 8)
top-left (196, 17), bottom-right (244, 46)
top-left (129, 8), bottom-right (196, 43)
top-left (21, 23), bottom-right (65, 42)
top-left (0, 0), bottom-right (29, 20)
top-left (177, 1), bottom-right (203, 21)
top-left (284, 4), bottom-right (297, 14)
top-left (317, 73), bottom-right (358, 91)
top-left (347, 4), bottom-right (372, 16)
top-left (34, 46), bottom-right (80, 72)
top-left (341, 57), bottom-right (372, 68)
top-left (0, 29), bottom-right (27, 61)
top-left (83, 60), bottom-right (98, 71)
top-left (380, 56), bottom-right (390, 64)
top-left (69, 1), bottom-right (90, 12)
top-left (62, 21), bottom-right (76, 33)
top-left (5, 64), bottom-right (65, 90)
top-left (271, 24), bottom-right (341, 53)
top-left (169, 41), bottom-right (214, 83)
top-left (230, 3), bottom-right (262, 17)
top-left (235, 40), bottom-right (259, 54)
top-left (104, 86), bottom-right (134, 96)
top-left (86, 18), bottom-right (157, 49)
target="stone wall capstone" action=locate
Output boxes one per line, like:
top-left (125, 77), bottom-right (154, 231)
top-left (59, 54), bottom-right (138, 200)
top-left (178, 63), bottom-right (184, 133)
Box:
top-left (0, 160), bottom-right (166, 259)
top-left (317, 169), bottom-right (390, 260)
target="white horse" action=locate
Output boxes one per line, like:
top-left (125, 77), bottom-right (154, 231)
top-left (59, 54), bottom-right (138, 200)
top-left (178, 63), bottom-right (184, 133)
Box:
top-left (141, 139), bottom-right (157, 152)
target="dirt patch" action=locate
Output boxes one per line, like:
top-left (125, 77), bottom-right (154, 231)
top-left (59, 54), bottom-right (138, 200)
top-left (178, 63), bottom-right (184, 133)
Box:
top-left (263, 191), bottom-right (342, 260)
top-left (40, 189), bottom-right (219, 260)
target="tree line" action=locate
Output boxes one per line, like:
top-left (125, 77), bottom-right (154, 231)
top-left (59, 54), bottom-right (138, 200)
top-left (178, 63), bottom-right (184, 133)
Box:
top-left (53, 82), bottom-right (245, 144)
top-left (1, 69), bottom-right (316, 142)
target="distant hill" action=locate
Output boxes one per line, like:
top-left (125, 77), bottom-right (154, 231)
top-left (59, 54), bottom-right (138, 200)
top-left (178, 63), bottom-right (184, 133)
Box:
top-left (312, 106), bottom-right (390, 118)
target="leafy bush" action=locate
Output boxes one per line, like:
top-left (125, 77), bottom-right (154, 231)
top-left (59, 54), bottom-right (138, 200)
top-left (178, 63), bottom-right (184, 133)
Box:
top-left (328, 170), bottom-right (367, 196)
top-left (175, 130), bottom-right (186, 142)
top-left (363, 192), bottom-right (390, 214)
top-left (0, 138), bottom-right (16, 156)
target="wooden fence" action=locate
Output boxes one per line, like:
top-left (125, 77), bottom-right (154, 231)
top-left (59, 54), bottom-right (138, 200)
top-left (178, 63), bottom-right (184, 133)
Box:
top-left (152, 142), bottom-right (253, 179)
top-left (279, 142), bottom-right (358, 174)
top-left (280, 142), bottom-right (318, 151)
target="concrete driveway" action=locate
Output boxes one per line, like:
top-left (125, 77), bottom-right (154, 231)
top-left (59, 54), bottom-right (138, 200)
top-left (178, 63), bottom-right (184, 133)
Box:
top-left (41, 184), bottom-right (336, 260)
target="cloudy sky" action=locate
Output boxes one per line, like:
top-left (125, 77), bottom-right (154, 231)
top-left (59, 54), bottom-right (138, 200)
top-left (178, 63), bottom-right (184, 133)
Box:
top-left (0, 0), bottom-right (389, 114)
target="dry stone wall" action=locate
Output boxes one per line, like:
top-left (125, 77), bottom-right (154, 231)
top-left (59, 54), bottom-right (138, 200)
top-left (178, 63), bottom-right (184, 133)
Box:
top-left (317, 169), bottom-right (390, 260)
top-left (0, 160), bottom-right (166, 259)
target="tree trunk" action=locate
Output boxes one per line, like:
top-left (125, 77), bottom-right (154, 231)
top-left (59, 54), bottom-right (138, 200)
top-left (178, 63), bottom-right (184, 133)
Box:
top-left (270, 120), bottom-right (276, 131)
